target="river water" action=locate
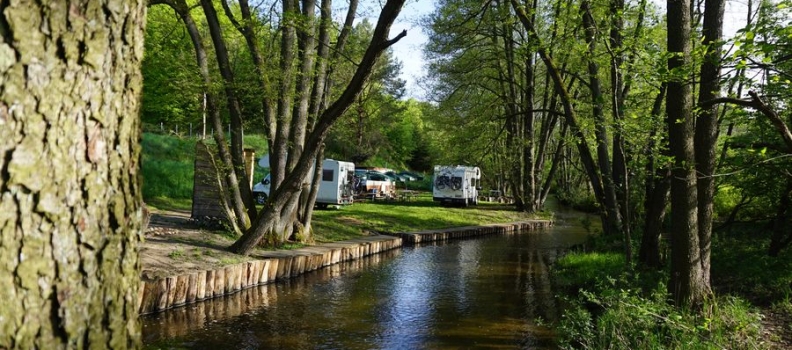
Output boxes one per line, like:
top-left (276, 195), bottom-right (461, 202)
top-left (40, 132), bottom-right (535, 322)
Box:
top-left (142, 214), bottom-right (590, 349)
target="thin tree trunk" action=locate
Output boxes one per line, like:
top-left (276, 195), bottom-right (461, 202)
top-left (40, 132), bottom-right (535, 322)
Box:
top-left (287, 0), bottom-right (318, 171)
top-left (511, 0), bottom-right (608, 222)
top-left (200, 0), bottom-right (255, 226)
top-left (639, 84), bottom-right (669, 269)
top-left (222, 0), bottom-right (277, 147)
top-left (156, 0), bottom-right (246, 235)
top-left (582, 0), bottom-right (623, 238)
top-left (522, 0), bottom-right (538, 212)
top-left (0, 0), bottom-right (146, 347)
top-left (271, 0), bottom-right (299, 191)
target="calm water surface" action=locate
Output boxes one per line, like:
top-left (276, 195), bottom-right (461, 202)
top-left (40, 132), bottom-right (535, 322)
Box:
top-left (142, 215), bottom-right (590, 349)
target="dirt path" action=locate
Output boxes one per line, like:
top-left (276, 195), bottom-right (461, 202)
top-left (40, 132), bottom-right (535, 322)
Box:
top-left (141, 210), bottom-right (255, 280)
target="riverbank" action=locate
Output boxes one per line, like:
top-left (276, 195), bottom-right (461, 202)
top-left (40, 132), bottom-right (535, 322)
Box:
top-left (139, 210), bottom-right (553, 315)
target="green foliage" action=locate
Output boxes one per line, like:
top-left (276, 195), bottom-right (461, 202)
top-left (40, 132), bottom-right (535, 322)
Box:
top-left (554, 256), bottom-right (767, 350)
top-left (557, 283), bottom-right (766, 350)
top-left (142, 5), bottom-right (203, 127)
top-left (712, 225), bottom-right (792, 304)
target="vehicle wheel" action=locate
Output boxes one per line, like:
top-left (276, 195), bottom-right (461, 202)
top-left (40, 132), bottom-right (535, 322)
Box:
top-left (254, 192), bottom-right (268, 205)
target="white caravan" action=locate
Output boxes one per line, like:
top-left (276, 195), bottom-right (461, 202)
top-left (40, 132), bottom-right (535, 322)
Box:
top-left (432, 165), bottom-right (482, 206)
top-left (252, 158), bottom-right (355, 208)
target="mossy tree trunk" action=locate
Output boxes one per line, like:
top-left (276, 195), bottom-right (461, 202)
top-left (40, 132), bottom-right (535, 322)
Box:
top-left (0, 0), bottom-right (146, 348)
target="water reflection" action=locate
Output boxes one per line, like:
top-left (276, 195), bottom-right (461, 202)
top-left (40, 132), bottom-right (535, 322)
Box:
top-left (142, 223), bottom-right (589, 349)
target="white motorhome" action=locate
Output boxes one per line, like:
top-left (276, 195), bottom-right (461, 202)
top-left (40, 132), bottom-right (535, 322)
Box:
top-left (432, 165), bottom-right (481, 206)
top-left (252, 158), bottom-right (355, 208)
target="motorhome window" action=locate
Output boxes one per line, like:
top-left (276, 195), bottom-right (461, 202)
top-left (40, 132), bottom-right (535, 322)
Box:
top-left (451, 176), bottom-right (463, 190)
top-left (322, 169), bottom-right (334, 181)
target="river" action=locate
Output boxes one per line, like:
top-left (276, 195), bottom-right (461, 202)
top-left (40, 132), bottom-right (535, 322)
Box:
top-left (142, 212), bottom-right (591, 349)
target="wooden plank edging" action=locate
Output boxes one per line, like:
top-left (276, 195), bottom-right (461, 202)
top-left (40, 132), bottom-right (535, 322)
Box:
top-left (137, 220), bottom-right (551, 315)
top-left (138, 235), bottom-right (403, 315)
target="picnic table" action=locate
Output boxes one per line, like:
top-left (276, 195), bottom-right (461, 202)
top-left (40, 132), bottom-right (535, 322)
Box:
top-left (399, 190), bottom-right (418, 202)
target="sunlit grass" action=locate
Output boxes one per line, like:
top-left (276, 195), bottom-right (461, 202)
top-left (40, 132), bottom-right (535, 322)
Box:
top-left (145, 196), bottom-right (193, 211)
top-left (310, 193), bottom-right (548, 242)
top-left (142, 132), bottom-right (269, 202)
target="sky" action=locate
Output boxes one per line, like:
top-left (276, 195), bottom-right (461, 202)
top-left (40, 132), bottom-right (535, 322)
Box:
top-left (387, 0), bottom-right (436, 100)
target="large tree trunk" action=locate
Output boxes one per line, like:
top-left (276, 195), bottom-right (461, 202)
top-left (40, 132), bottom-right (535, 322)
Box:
top-left (0, 0), bottom-right (146, 347)
top-left (694, 0), bottom-right (724, 293)
top-left (666, 0), bottom-right (709, 308)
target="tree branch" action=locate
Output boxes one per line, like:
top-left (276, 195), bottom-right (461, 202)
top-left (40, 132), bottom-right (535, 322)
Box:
top-left (701, 90), bottom-right (792, 153)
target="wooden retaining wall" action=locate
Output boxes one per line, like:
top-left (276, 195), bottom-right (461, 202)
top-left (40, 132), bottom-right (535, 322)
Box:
top-left (137, 235), bottom-right (402, 315)
top-left (399, 220), bottom-right (553, 244)
top-left (137, 220), bottom-right (553, 315)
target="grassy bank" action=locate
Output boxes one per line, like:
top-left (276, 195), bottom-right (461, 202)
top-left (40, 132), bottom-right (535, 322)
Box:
top-left (552, 228), bottom-right (792, 349)
top-left (141, 132), bottom-right (269, 210)
top-left (312, 194), bottom-right (545, 242)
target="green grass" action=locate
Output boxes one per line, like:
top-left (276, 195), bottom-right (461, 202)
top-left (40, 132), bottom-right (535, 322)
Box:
top-left (553, 251), bottom-right (626, 290)
top-left (141, 132), bottom-right (269, 202)
top-left (310, 193), bottom-right (548, 242)
top-left (141, 133), bottom-right (196, 200)
top-left (551, 222), bottom-right (792, 350)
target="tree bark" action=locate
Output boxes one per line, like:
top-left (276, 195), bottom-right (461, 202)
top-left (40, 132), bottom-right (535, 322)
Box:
top-left (666, 0), bottom-right (708, 308)
top-left (693, 0), bottom-right (724, 292)
top-left (0, 0), bottom-right (146, 347)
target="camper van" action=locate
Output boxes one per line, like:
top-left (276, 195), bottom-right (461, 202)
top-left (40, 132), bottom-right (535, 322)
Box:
top-left (432, 165), bottom-right (481, 206)
top-left (252, 158), bottom-right (355, 208)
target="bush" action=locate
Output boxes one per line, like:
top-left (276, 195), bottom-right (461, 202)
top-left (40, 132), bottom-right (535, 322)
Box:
top-left (553, 251), bottom-right (768, 350)
top-left (557, 284), bottom-right (767, 350)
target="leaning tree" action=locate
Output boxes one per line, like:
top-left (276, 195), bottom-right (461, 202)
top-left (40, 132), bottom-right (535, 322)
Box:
top-left (230, 0), bottom-right (408, 254)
